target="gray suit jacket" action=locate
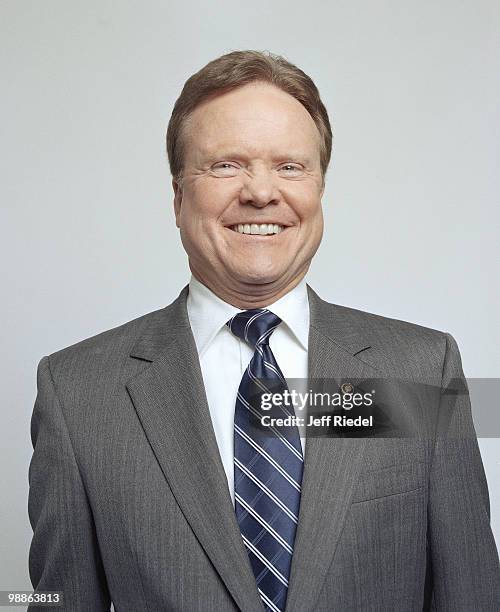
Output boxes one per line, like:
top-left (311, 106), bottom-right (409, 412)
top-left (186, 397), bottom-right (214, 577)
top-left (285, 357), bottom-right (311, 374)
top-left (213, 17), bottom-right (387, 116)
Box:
top-left (28, 284), bottom-right (500, 611)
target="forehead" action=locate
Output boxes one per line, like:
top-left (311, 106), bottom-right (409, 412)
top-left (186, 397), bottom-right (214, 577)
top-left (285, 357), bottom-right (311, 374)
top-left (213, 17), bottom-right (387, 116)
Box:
top-left (182, 82), bottom-right (321, 160)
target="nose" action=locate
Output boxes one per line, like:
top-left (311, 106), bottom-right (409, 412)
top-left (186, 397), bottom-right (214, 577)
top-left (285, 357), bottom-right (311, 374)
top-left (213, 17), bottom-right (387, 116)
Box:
top-left (239, 167), bottom-right (280, 208)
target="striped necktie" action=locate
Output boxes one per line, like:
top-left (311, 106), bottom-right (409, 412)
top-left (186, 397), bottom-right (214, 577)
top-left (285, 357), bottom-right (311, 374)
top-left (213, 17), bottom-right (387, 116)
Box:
top-left (226, 308), bottom-right (304, 612)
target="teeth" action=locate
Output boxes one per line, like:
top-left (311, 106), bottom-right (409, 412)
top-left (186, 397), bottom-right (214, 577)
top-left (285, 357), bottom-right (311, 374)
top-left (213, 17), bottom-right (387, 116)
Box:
top-left (232, 223), bottom-right (284, 235)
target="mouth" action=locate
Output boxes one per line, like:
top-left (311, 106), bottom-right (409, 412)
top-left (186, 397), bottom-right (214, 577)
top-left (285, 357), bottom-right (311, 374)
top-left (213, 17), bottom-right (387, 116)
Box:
top-left (225, 223), bottom-right (288, 236)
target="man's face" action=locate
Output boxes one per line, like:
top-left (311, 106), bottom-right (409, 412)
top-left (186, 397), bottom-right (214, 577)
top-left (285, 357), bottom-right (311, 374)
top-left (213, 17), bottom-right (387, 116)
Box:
top-left (173, 81), bottom-right (325, 300)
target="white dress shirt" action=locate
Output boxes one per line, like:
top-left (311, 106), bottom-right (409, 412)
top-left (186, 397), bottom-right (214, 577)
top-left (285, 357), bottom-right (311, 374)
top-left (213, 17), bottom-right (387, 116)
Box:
top-left (186, 274), bottom-right (310, 503)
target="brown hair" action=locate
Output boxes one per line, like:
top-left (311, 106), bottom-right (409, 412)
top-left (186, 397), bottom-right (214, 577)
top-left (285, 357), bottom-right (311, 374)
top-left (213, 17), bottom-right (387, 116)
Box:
top-left (166, 50), bottom-right (332, 184)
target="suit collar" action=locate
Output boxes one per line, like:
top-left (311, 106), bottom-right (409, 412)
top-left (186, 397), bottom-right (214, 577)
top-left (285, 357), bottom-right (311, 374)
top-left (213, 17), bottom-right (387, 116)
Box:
top-left (129, 285), bottom-right (190, 362)
top-left (130, 282), bottom-right (372, 363)
top-left (306, 284), bottom-right (373, 358)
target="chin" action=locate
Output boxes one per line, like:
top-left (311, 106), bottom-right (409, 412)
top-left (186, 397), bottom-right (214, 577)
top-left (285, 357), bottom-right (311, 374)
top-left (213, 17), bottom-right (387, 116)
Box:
top-left (231, 264), bottom-right (285, 286)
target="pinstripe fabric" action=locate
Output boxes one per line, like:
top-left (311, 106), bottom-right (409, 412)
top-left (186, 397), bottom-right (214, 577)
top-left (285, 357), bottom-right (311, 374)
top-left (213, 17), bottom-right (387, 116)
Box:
top-left (227, 309), bottom-right (303, 612)
top-left (27, 284), bottom-right (500, 611)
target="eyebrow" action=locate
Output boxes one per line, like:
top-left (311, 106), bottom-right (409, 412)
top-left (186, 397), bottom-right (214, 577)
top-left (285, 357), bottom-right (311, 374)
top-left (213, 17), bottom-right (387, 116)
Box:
top-left (203, 150), bottom-right (314, 163)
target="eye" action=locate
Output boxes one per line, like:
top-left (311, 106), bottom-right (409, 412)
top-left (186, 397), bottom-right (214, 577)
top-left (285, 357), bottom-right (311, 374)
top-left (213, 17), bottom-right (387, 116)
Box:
top-left (278, 163), bottom-right (304, 176)
top-left (211, 162), bottom-right (240, 177)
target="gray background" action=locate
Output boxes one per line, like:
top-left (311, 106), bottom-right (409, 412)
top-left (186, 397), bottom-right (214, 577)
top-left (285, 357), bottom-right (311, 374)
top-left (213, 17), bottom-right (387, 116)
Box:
top-left (2, 0), bottom-right (499, 600)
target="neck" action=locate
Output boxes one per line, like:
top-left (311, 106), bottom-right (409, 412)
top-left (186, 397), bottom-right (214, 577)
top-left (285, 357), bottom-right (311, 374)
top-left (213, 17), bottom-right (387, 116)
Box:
top-left (190, 265), bottom-right (308, 309)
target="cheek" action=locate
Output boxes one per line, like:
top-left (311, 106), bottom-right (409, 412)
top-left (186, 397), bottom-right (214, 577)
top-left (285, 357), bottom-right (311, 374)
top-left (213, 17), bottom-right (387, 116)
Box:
top-left (286, 186), bottom-right (322, 219)
top-left (188, 180), bottom-right (238, 221)
top-left (178, 200), bottom-right (216, 240)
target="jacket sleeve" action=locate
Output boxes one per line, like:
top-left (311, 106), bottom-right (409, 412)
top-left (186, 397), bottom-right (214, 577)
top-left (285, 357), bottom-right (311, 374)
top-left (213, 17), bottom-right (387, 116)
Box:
top-left (28, 356), bottom-right (111, 611)
top-left (428, 333), bottom-right (500, 610)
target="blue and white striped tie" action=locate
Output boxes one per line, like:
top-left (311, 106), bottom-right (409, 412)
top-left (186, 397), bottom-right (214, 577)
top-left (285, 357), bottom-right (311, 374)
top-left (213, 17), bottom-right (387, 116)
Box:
top-left (226, 309), bottom-right (304, 612)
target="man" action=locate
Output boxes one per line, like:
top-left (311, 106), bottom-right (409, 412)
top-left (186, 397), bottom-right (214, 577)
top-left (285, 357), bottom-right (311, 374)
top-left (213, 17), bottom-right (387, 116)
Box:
top-left (28, 50), bottom-right (500, 611)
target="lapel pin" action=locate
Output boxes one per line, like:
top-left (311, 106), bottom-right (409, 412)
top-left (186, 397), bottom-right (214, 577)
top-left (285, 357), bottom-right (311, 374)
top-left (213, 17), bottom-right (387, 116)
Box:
top-left (341, 382), bottom-right (354, 394)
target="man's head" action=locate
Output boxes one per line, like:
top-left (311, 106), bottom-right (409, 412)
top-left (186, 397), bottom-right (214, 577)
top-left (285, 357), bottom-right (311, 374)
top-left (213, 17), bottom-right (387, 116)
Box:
top-left (166, 50), bottom-right (332, 307)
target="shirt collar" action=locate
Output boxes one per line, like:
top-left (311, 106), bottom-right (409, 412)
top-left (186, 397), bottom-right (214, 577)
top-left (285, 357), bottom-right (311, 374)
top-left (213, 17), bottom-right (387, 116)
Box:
top-left (186, 274), bottom-right (310, 358)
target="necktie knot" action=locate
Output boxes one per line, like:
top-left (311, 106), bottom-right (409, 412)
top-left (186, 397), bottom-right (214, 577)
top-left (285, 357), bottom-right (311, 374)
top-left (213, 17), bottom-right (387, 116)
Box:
top-left (226, 308), bottom-right (282, 349)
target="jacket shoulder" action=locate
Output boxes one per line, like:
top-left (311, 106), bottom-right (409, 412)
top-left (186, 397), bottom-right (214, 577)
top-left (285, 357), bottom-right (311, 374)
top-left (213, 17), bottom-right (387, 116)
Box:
top-left (328, 301), bottom-right (449, 343)
top-left (44, 305), bottom-right (167, 371)
top-left (315, 296), bottom-right (455, 378)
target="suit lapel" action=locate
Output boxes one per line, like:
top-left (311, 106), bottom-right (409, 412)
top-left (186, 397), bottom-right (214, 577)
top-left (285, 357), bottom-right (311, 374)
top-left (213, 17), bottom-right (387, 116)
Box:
top-left (284, 286), bottom-right (379, 612)
top-left (126, 283), bottom-right (380, 612)
top-left (126, 285), bottom-right (264, 612)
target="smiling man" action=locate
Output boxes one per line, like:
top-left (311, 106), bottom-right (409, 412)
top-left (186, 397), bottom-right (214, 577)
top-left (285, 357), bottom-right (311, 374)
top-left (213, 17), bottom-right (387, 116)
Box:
top-left (29, 50), bottom-right (499, 611)
top-left (171, 79), bottom-right (325, 307)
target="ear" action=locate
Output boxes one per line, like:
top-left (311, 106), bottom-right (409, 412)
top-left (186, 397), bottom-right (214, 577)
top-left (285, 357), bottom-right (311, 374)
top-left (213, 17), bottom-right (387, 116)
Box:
top-left (172, 178), bottom-right (183, 228)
